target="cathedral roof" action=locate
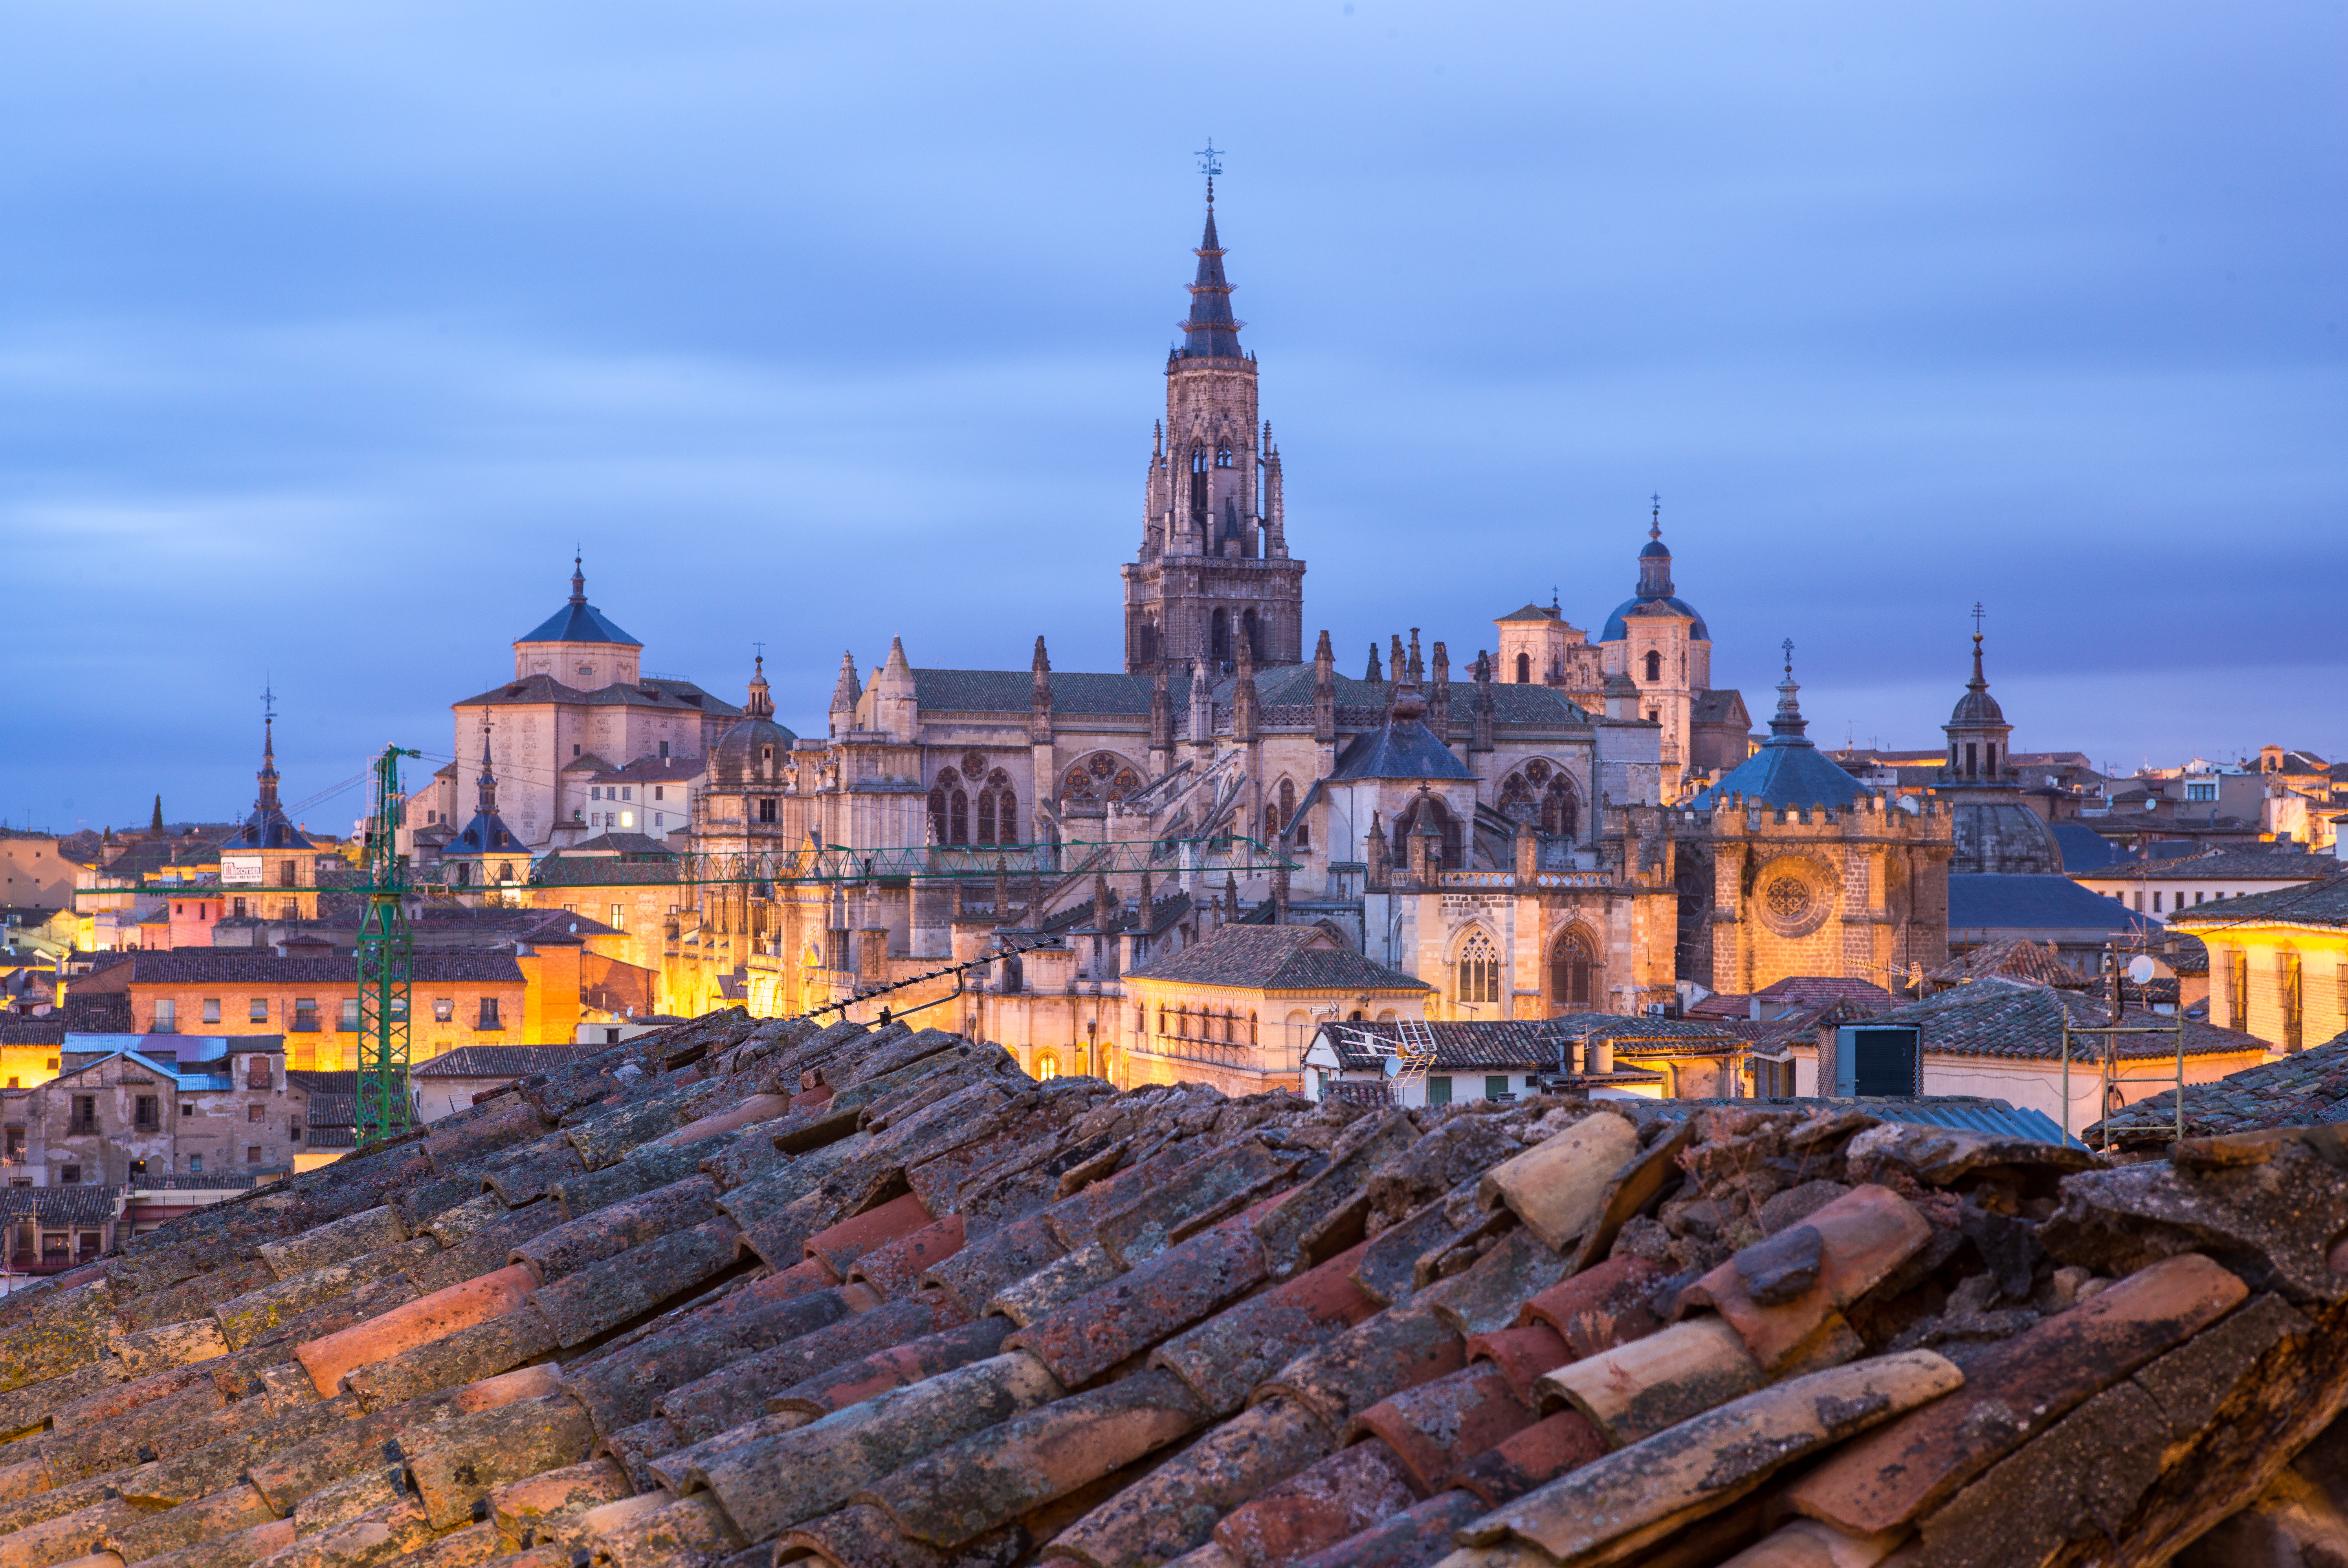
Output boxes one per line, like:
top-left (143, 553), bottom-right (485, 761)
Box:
top-left (1327, 716), bottom-right (1477, 782)
top-left (516, 559), bottom-right (642, 647)
top-left (1690, 650), bottom-right (1864, 810)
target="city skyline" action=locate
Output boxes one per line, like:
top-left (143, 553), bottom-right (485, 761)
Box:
top-left (6, 2), bottom-right (2343, 831)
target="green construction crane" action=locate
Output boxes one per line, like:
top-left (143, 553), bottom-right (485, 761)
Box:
top-left (356, 745), bottom-right (422, 1149)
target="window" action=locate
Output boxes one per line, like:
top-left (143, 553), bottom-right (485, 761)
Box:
top-left (247, 1104), bottom-right (264, 1124)
top-left (622, 787), bottom-right (632, 802)
top-left (591, 787), bottom-right (602, 801)
top-left (59, 1167), bottom-right (80, 1187)
top-left (1515, 652), bottom-right (1531, 684)
top-left (233, 898), bottom-right (246, 918)
top-left (340, 998), bottom-right (361, 1031)
top-left (2186, 782), bottom-right (2216, 803)
top-left (200, 997), bottom-right (222, 1024)
top-left (620, 810), bottom-right (635, 829)
top-left (180, 1102), bottom-right (192, 1117)
top-left (1426, 1076), bottom-right (1453, 1106)
top-left (135, 1097), bottom-right (158, 1130)
top-left (2132, 893), bottom-right (2144, 912)
top-left (247, 1057), bottom-right (271, 1090)
top-left (609, 903), bottom-right (627, 931)
top-left (293, 998), bottom-right (319, 1032)
top-left (1550, 931), bottom-right (1596, 1010)
top-left (291, 1122), bottom-right (303, 1142)
top-left (1643, 650), bottom-right (1662, 683)
top-left (250, 998), bottom-right (269, 1023)
top-left (247, 1146), bottom-right (262, 1166)
top-left (2195, 891), bottom-right (2205, 905)
top-left (1486, 1075), bottom-right (1512, 1100)
top-left (478, 998), bottom-right (503, 1029)
top-left (152, 998), bottom-right (176, 1033)
top-left (757, 799), bottom-right (776, 823)
top-left (188, 1153), bottom-right (203, 1173)
top-left (1456, 930), bottom-right (1501, 1004)
top-left (2152, 892), bottom-right (2163, 913)
top-left (659, 742), bottom-right (670, 760)
top-left (1216, 445), bottom-right (1233, 467)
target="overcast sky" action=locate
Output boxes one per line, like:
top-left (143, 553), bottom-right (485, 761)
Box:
top-left (4, 2), bottom-right (2342, 836)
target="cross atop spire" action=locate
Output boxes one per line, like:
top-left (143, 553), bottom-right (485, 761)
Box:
top-left (1651, 493), bottom-right (1662, 541)
top-left (1195, 138), bottom-right (1224, 200)
top-left (1177, 159), bottom-right (1243, 359)
top-left (1769, 639), bottom-right (1810, 740)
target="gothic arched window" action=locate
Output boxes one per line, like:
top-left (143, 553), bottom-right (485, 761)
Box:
top-left (1242, 608), bottom-right (1262, 660)
top-left (928, 768), bottom-right (961, 844)
top-left (1499, 772), bottom-right (1537, 821)
top-left (1516, 652), bottom-right (1531, 684)
top-left (1211, 609), bottom-right (1231, 663)
top-left (1550, 931), bottom-right (1596, 1011)
top-left (1457, 929), bottom-right (1501, 1004)
top-left (977, 771), bottom-right (1016, 846)
top-left (1644, 650), bottom-right (1663, 683)
top-left (1216, 445), bottom-right (1233, 468)
top-left (948, 789), bottom-right (968, 845)
top-left (1541, 775), bottom-right (1578, 840)
top-left (1191, 446), bottom-right (1209, 474)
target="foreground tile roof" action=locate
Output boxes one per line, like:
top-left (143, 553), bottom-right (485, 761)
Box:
top-left (0, 1005), bottom-right (2339, 1568)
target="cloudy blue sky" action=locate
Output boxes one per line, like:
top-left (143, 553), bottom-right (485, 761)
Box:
top-left (4, 2), bottom-right (2342, 835)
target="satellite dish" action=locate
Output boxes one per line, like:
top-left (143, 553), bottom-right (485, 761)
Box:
top-left (2126, 955), bottom-right (2157, 985)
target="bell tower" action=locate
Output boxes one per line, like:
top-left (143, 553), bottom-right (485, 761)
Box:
top-left (1123, 156), bottom-right (1306, 674)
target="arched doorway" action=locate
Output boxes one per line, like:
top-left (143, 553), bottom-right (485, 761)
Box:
top-left (1549, 930), bottom-right (1597, 1013)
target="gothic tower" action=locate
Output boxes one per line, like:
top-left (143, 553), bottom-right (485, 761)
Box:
top-left (1122, 181), bottom-right (1306, 674)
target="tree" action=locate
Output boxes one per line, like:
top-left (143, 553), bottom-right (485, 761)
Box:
top-left (150, 795), bottom-right (163, 832)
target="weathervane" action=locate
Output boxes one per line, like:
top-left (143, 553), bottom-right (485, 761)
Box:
top-left (1196, 139), bottom-right (1224, 204)
top-left (260, 681), bottom-right (277, 725)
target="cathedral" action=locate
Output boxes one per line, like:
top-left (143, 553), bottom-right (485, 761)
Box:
top-left (437, 182), bottom-right (1957, 1090)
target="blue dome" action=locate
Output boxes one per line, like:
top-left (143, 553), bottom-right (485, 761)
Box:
top-left (1601, 595), bottom-right (1711, 643)
top-left (1639, 539), bottom-right (1672, 559)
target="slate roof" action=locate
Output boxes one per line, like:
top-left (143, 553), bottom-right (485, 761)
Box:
top-left (125, 952), bottom-right (524, 984)
top-left (1124, 925), bottom-right (1430, 992)
top-left (1601, 592), bottom-right (1710, 642)
top-left (1689, 689), bottom-right (1748, 725)
top-left (1326, 717), bottom-right (1477, 782)
top-left (0, 1003), bottom-right (2327, 1568)
top-left (1853, 976), bottom-right (2264, 1062)
top-left (516, 593), bottom-right (640, 647)
top-left (1948, 874), bottom-right (2158, 935)
top-left (2088, 1028), bottom-right (2348, 1142)
top-left (409, 906), bottom-right (622, 944)
top-left (1546, 1011), bottom-right (1746, 1058)
top-left (412, 1046), bottom-right (587, 1078)
top-left (2050, 823), bottom-right (2122, 872)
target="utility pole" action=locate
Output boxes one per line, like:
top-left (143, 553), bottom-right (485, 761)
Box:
top-left (357, 745), bottom-right (422, 1149)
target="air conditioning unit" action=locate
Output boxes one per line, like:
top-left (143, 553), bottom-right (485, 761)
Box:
top-left (1832, 1024), bottom-right (1921, 1097)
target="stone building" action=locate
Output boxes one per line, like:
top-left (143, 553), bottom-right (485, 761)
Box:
top-left (1935, 628), bottom-right (2065, 874)
top-left (123, 950), bottom-right (530, 1069)
top-left (1592, 506), bottom-right (1753, 798)
top-left (2176, 871), bottom-right (2348, 1054)
top-left (447, 559), bottom-right (740, 850)
top-left (1676, 651), bottom-right (1953, 998)
top-left (2, 1034), bottom-right (307, 1193)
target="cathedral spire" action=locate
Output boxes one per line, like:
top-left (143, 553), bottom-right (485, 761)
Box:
top-left (1177, 193), bottom-right (1243, 359)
